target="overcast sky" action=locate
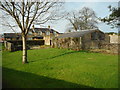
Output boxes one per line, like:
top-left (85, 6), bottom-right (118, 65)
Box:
top-left (0, 0), bottom-right (119, 34)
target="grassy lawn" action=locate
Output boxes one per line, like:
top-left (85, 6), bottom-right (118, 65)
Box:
top-left (2, 48), bottom-right (118, 88)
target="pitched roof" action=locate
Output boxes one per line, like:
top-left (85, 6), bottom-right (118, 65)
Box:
top-left (4, 33), bottom-right (21, 38)
top-left (31, 28), bottom-right (59, 33)
top-left (56, 29), bottom-right (102, 38)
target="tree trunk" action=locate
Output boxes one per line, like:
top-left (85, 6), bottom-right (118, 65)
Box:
top-left (22, 35), bottom-right (28, 64)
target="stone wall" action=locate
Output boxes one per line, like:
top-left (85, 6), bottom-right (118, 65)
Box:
top-left (44, 33), bottom-right (59, 45)
top-left (81, 33), bottom-right (100, 50)
top-left (51, 31), bottom-right (120, 54)
top-left (81, 33), bottom-right (110, 50)
top-left (4, 40), bottom-right (44, 51)
top-left (100, 43), bottom-right (120, 54)
top-left (52, 37), bottom-right (81, 50)
top-left (109, 35), bottom-right (119, 43)
top-left (52, 32), bottom-right (109, 51)
top-left (52, 37), bottom-right (119, 54)
top-left (109, 35), bottom-right (120, 43)
top-left (44, 35), bottom-right (51, 45)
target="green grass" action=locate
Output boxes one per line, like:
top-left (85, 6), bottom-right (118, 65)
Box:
top-left (2, 48), bottom-right (118, 88)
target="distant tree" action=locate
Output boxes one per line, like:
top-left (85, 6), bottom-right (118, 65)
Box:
top-left (0, 0), bottom-right (64, 64)
top-left (65, 23), bottom-right (75, 33)
top-left (66, 7), bottom-right (98, 31)
top-left (101, 5), bottom-right (120, 28)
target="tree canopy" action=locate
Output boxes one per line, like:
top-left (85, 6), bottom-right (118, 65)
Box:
top-left (101, 5), bottom-right (120, 28)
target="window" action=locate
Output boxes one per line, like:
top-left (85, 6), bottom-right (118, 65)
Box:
top-left (46, 31), bottom-right (50, 35)
top-left (38, 37), bottom-right (43, 39)
top-left (38, 31), bottom-right (42, 35)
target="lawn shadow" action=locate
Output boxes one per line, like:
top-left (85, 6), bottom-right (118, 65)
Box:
top-left (48, 50), bottom-right (89, 59)
top-left (3, 67), bottom-right (94, 88)
top-left (30, 50), bottom-right (90, 63)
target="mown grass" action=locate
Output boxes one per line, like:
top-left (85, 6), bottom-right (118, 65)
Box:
top-left (2, 48), bottom-right (118, 88)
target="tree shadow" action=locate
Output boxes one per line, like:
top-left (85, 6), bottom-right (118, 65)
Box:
top-left (30, 50), bottom-right (90, 63)
top-left (47, 50), bottom-right (89, 59)
top-left (2, 67), bottom-right (94, 88)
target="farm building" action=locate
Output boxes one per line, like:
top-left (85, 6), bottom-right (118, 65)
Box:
top-left (4, 33), bottom-right (22, 40)
top-left (108, 34), bottom-right (119, 44)
top-left (4, 26), bottom-right (60, 46)
top-left (52, 29), bottom-right (110, 50)
top-left (28, 25), bottom-right (60, 45)
top-left (105, 32), bottom-right (119, 43)
top-left (3, 26), bottom-right (60, 51)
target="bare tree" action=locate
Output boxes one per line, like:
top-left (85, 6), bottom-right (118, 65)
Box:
top-left (0, 0), bottom-right (64, 64)
top-left (65, 11), bottom-right (78, 31)
top-left (66, 7), bottom-right (98, 31)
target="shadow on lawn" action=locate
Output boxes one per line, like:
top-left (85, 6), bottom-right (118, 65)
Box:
top-left (49, 50), bottom-right (89, 59)
top-left (30, 50), bottom-right (89, 62)
top-left (3, 67), bottom-right (94, 88)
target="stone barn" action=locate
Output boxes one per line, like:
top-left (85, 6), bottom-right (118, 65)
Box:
top-left (52, 29), bottom-right (109, 50)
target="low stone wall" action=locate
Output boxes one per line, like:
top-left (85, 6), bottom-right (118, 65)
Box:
top-left (52, 37), bottom-right (119, 54)
top-left (52, 37), bottom-right (106, 51)
top-left (4, 40), bottom-right (44, 51)
top-left (100, 43), bottom-right (120, 54)
top-left (52, 37), bottom-right (81, 51)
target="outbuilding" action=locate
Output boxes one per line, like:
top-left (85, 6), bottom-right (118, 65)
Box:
top-left (52, 29), bottom-right (109, 50)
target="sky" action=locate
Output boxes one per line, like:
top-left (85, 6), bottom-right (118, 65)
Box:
top-left (0, 0), bottom-right (119, 34)
top-left (46, 1), bottom-right (118, 33)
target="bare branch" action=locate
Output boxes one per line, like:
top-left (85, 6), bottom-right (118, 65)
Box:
top-left (66, 7), bottom-right (98, 31)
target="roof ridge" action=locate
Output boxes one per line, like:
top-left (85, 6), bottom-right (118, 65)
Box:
top-left (65, 29), bottom-right (97, 34)
top-left (57, 29), bottom-right (101, 38)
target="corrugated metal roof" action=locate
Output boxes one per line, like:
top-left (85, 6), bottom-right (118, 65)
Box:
top-left (56, 29), bottom-right (101, 38)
